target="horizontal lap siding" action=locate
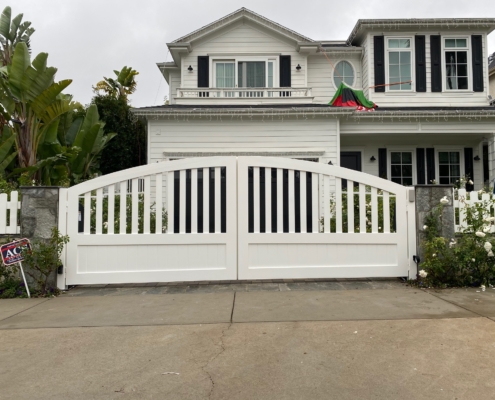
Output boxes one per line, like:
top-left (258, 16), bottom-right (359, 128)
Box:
top-left (307, 54), bottom-right (362, 104)
top-left (181, 23), bottom-right (306, 89)
top-left (367, 31), bottom-right (489, 107)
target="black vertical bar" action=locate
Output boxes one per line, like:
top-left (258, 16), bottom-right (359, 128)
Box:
top-left (260, 168), bottom-right (266, 233)
top-left (197, 169), bottom-right (203, 233)
top-left (221, 167), bottom-right (226, 233)
top-left (185, 169), bottom-right (191, 233)
top-left (283, 169), bottom-right (289, 233)
top-left (209, 167), bottom-right (215, 233)
top-left (248, 167), bottom-right (254, 233)
top-left (271, 168), bottom-right (277, 233)
top-left (294, 171), bottom-right (301, 233)
top-left (173, 171), bottom-right (180, 233)
top-left (306, 172), bottom-right (312, 233)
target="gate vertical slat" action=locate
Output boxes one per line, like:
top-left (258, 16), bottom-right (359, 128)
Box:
top-left (277, 168), bottom-right (283, 233)
top-left (288, 169), bottom-right (295, 233)
top-left (359, 183), bottom-right (366, 233)
top-left (0, 193), bottom-right (7, 233)
top-left (215, 167), bottom-right (221, 233)
top-left (84, 192), bottom-right (91, 234)
top-left (347, 180), bottom-right (354, 233)
top-left (132, 178), bottom-right (139, 234)
top-left (144, 176), bottom-right (151, 234)
top-left (191, 169), bottom-right (197, 234)
top-left (384, 191), bottom-right (390, 233)
top-left (300, 172), bottom-right (307, 233)
top-left (312, 173), bottom-right (318, 233)
top-left (96, 188), bottom-right (103, 234)
top-left (253, 167), bottom-right (260, 233)
top-left (167, 172), bottom-right (174, 234)
top-left (155, 174), bottom-right (163, 234)
top-left (336, 178), bottom-right (343, 233)
top-left (8, 191), bottom-right (18, 234)
top-left (265, 168), bottom-right (272, 233)
top-left (179, 170), bottom-right (186, 234)
top-left (108, 185), bottom-right (115, 234)
top-left (371, 187), bottom-right (378, 233)
top-left (203, 168), bottom-right (209, 233)
top-left (323, 175), bottom-right (330, 233)
top-left (120, 181), bottom-right (127, 234)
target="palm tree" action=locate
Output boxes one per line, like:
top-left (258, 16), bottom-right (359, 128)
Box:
top-left (93, 66), bottom-right (139, 101)
top-left (0, 6), bottom-right (35, 67)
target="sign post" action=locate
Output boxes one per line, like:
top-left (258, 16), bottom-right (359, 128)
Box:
top-left (1, 238), bottom-right (32, 298)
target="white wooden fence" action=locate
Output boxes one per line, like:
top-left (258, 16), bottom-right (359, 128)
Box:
top-left (0, 191), bottom-right (20, 235)
top-left (454, 189), bottom-right (495, 233)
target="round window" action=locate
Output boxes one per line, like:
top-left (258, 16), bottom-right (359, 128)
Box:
top-left (333, 61), bottom-right (355, 87)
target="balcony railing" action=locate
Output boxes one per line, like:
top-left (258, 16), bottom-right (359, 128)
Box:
top-left (176, 87), bottom-right (312, 99)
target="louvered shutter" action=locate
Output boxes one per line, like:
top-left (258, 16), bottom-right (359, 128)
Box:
top-left (430, 36), bottom-right (442, 92)
top-left (426, 148), bottom-right (436, 184)
top-left (415, 36), bottom-right (426, 92)
top-left (471, 35), bottom-right (484, 92)
top-left (416, 148), bottom-right (426, 184)
top-left (378, 148), bottom-right (387, 179)
top-left (280, 55), bottom-right (291, 87)
top-left (374, 36), bottom-right (385, 92)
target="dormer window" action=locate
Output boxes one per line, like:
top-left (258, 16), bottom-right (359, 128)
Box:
top-left (386, 38), bottom-right (413, 91)
top-left (444, 38), bottom-right (469, 90)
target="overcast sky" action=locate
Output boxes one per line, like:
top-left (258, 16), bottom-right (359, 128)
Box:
top-left (10, 0), bottom-right (495, 107)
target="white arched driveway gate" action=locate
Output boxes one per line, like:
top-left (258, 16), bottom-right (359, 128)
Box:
top-left (57, 157), bottom-right (416, 288)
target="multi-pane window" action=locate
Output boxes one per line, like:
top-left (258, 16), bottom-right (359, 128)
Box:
top-left (391, 152), bottom-right (413, 185)
top-left (439, 152), bottom-right (461, 184)
top-left (334, 61), bottom-right (355, 87)
top-left (387, 39), bottom-right (412, 90)
top-left (215, 62), bottom-right (235, 88)
top-left (445, 38), bottom-right (468, 90)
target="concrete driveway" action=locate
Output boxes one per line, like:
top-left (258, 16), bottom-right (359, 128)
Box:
top-left (1, 281), bottom-right (495, 399)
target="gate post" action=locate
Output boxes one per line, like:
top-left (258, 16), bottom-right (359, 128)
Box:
top-left (20, 186), bottom-right (65, 290)
top-left (414, 185), bottom-right (455, 276)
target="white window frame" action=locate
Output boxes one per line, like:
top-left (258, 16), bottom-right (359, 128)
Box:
top-left (332, 60), bottom-right (356, 89)
top-left (385, 36), bottom-right (415, 93)
top-left (441, 36), bottom-right (472, 92)
top-left (210, 56), bottom-right (279, 88)
top-left (387, 149), bottom-right (416, 185)
top-left (435, 148), bottom-right (464, 184)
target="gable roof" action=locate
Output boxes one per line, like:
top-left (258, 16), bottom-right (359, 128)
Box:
top-left (171, 7), bottom-right (314, 44)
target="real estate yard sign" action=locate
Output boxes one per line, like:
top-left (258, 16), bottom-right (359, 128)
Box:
top-left (1, 238), bottom-right (32, 297)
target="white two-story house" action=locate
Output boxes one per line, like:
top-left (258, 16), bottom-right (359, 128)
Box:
top-left (133, 8), bottom-right (495, 191)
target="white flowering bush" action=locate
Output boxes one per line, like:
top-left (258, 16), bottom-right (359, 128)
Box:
top-left (420, 195), bottom-right (495, 287)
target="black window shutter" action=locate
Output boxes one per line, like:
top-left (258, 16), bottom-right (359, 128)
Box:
top-left (464, 148), bottom-right (474, 191)
top-left (280, 55), bottom-right (291, 87)
top-left (426, 148), bottom-right (435, 184)
top-left (415, 36), bottom-right (426, 92)
top-left (378, 148), bottom-right (387, 179)
top-left (472, 35), bottom-right (484, 92)
top-left (197, 56), bottom-right (209, 88)
top-left (416, 148), bottom-right (426, 184)
top-left (430, 35), bottom-right (442, 92)
top-left (374, 36), bottom-right (385, 92)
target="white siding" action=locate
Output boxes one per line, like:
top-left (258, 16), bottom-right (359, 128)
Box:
top-left (180, 21), bottom-right (307, 90)
top-left (366, 32), bottom-right (491, 107)
top-left (168, 71), bottom-right (181, 105)
top-left (307, 53), bottom-right (362, 104)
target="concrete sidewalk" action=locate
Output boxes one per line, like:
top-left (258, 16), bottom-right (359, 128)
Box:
top-left (1, 283), bottom-right (495, 399)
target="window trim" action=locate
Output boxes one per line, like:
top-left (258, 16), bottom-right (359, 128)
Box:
top-left (387, 149), bottom-right (416, 186)
top-left (435, 148), bottom-right (464, 184)
top-left (332, 60), bottom-right (356, 89)
top-left (209, 56), bottom-right (279, 88)
top-left (441, 35), bottom-right (472, 92)
top-left (384, 36), bottom-right (415, 93)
